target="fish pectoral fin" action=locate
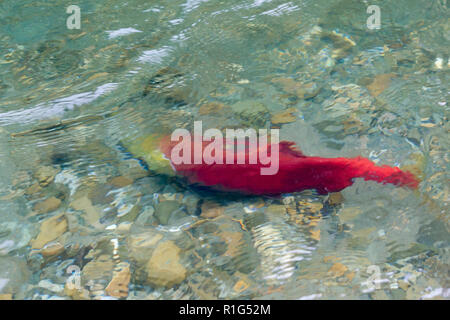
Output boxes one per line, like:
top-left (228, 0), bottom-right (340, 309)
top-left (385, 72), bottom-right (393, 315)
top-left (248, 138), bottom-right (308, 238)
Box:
top-left (279, 141), bottom-right (306, 158)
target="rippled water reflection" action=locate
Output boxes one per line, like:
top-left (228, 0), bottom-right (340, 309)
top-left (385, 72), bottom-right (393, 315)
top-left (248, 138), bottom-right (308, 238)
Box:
top-left (0, 0), bottom-right (448, 299)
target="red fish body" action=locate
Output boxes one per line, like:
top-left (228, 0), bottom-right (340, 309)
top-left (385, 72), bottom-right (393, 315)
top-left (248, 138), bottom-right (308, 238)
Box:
top-left (157, 136), bottom-right (419, 195)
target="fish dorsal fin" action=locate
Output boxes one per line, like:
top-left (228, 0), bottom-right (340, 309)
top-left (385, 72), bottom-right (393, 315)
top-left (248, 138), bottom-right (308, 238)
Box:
top-left (279, 141), bottom-right (306, 158)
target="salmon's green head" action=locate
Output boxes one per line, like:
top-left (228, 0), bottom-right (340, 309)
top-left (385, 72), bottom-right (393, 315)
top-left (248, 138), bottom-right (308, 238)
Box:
top-left (125, 134), bottom-right (176, 177)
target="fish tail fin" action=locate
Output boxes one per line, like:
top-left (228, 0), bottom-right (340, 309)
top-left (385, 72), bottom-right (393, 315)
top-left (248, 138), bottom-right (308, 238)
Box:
top-left (353, 157), bottom-right (420, 189)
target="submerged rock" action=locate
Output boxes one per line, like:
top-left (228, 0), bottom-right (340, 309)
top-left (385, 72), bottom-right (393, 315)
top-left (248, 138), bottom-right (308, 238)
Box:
top-left (200, 200), bottom-right (224, 219)
top-left (0, 219), bottom-right (34, 255)
top-left (81, 254), bottom-right (115, 285)
top-left (105, 262), bottom-right (131, 298)
top-left (145, 241), bottom-right (186, 288)
top-left (40, 241), bottom-right (65, 257)
top-left (366, 73), bottom-right (396, 97)
top-left (320, 30), bottom-right (356, 59)
top-left (108, 176), bottom-right (133, 188)
top-left (0, 256), bottom-right (30, 297)
top-left (31, 213), bottom-right (68, 249)
top-left (198, 101), bottom-right (231, 116)
top-left (311, 83), bottom-right (375, 143)
top-left (70, 196), bottom-right (102, 226)
top-left (143, 67), bottom-right (189, 105)
top-left (128, 231), bottom-right (163, 265)
top-left (230, 100), bottom-right (269, 127)
top-left (271, 107), bottom-right (298, 125)
top-left (154, 200), bottom-right (187, 225)
top-left (33, 196), bottom-right (61, 214)
top-left (327, 192), bottom-right (344, 206)
top-left (271, 78), bottom-right (321, 100)
top-left (34, 166), bottom-right (59, 187)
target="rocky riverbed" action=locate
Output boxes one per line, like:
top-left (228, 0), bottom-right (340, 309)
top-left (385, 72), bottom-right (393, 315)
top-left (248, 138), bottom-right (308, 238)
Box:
top-left (0, 0), bottom-right (448, 300)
